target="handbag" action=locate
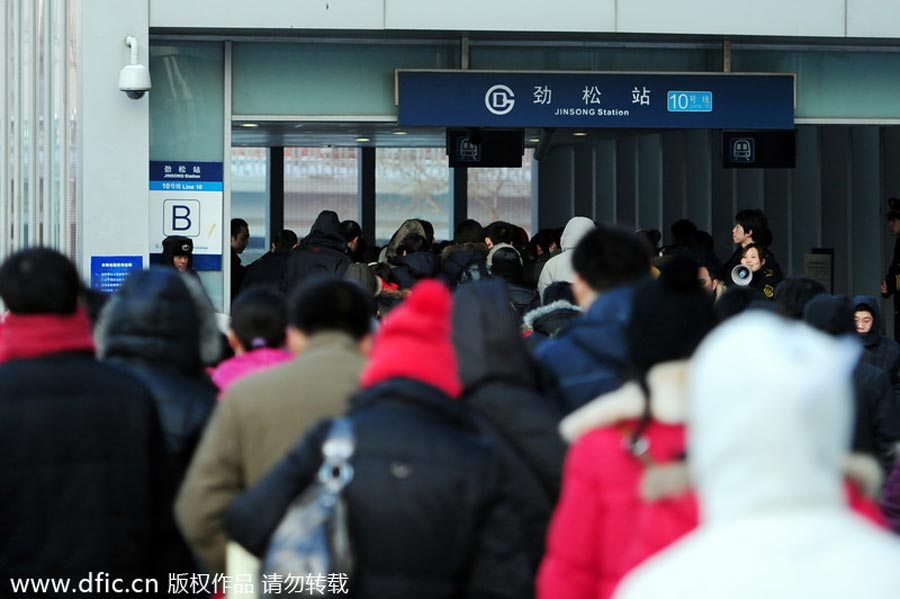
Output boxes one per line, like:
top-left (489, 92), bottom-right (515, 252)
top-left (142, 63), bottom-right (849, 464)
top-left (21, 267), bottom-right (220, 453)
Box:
top-left (260, 418), bottom-right (355, 597)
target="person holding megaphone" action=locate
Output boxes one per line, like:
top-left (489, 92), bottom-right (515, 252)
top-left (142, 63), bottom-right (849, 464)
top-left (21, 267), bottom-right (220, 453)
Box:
top-left (731, 243), bottom-right (782, 298)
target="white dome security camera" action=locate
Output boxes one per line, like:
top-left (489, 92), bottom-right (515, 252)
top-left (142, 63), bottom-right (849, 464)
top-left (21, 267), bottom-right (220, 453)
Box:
top-left (119, 36), bottom-right (151, 99)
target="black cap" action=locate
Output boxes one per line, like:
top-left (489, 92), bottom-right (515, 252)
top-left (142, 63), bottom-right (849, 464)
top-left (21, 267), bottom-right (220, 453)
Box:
top-left (887, 197), bottom-right (900, 220)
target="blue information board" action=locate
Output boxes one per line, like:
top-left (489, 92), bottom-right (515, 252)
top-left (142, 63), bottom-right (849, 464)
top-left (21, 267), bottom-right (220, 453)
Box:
top-left (90, 256), bottom-right (143, 293)
top-left (397, 71), bottom-right (795, 129)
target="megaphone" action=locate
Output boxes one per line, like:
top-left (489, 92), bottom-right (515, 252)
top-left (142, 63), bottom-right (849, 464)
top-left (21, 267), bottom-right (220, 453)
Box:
top-left (731, 264), bottom-right (753, 286)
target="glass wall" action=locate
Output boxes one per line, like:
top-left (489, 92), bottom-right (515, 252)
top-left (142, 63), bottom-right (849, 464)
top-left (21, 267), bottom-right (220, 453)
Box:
top-left (284, 147), bottom-right (359, 237)
top-left (375, 148), bottom-right (451, 244)
top-left (0, 0), bottom-right (79, 262)
top-left (468, 149), bottom-right (535, 236)
top-left (231, 147), bottom-right (269, 265)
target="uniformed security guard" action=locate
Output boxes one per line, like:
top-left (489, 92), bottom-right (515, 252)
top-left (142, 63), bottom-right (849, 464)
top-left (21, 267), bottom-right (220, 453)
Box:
top-left (880, 197), bottom-right (900, 341)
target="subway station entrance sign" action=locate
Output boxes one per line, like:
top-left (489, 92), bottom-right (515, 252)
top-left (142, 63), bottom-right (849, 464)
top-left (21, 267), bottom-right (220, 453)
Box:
top-left (396, 70), bottom-right (795, 129)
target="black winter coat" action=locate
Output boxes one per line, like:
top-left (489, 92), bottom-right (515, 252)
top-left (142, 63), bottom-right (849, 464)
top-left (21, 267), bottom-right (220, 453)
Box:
top-left (390, 251), bottom-right (441, 289)
top-left (240, 248), bottom-right (292, 295)
top-left (853, 294), bottom-right (900, 385)
top-left (852, 361), bottom-right (900, 475)
top-left (226, 378), bottom-right (532, 599)
top-left (0, 352), bottom-right (177, 586)
top-left (285, 211), bottom-right (351, 292)
top-left (98, 269), bottom-right (218, 486)
top-left (440, 242), bottom-right (487, 288)
top-left (452, 281), bottom-right (565, 579)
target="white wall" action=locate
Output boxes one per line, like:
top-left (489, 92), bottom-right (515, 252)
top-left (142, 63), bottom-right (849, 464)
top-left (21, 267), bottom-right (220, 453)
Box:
top-left (384, 1), bottom-right (615, 32)
top-left (617, 0), bottom-right (845, 37)
top-left (150, 0), bottom-right (385, 30)
top-left (150, 0), bottom-right (900, 39)
top-left (78, 0), bottom-right (150, 277)
top-left (848, 0), bottom-right (900, 37)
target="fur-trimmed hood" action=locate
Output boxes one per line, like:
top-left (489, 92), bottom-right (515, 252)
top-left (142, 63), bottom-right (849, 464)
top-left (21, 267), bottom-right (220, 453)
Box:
top-left (522, 300), bottom-right (581, 332)
top-left (560, 360), bottom-right (689, 443)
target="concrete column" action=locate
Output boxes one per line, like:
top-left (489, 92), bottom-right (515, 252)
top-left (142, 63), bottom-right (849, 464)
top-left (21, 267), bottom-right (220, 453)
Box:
top-left (616, 136), bottom-right (638, 228)
top-left (763, 168), bottom-right (792, 275)
top-left (573, 144), bottom-right (596, 219)
top-left (360, 147), bottom-right (376, 244)
top-left (711, 131), bottom-right (737, 261)
top-left (537, 145), bottom-right (574, 229)
top-left (662, 130), bottom-right (687, 240)
top-left (851, 126), bottom-right (882, 297)
top-left (736, 169), bottom-right (765, 211)
top-left (792, 125), bottom-right (822, 278)
top-left (594, 138), bottom-right (617, 224)
top-left (77, 0), bottom-right (149, 278)
top-left (685, 129), bottom-right (712, 232)
top-left (820, 126), bottom-right (852, 294)
top-left (637, 134), bottom-right (663, 232)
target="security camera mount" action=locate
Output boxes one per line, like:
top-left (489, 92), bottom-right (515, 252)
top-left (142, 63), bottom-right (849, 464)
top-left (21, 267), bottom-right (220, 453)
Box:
top-left (119, 36), bottom-right (152, 99)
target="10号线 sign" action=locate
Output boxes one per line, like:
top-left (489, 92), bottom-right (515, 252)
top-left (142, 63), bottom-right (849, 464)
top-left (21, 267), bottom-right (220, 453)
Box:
top-left (396, 70), bottom-right (795, 130)
top-left (149, 161), bottom-right (224, 271)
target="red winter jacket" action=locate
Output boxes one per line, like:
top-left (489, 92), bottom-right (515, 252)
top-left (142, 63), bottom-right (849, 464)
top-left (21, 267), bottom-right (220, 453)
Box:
top-left (537, 362), bottom-right (887, 599)
top-left (537, 364), bottom-right (697, 599)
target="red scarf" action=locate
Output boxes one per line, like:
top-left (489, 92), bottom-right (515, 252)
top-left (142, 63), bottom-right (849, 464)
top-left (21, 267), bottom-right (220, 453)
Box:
top-left (0, 308), bottom-right (96, 363)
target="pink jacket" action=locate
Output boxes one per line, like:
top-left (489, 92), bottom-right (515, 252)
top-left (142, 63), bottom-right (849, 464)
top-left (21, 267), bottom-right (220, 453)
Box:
top-left (210, 347), bottom-right (292, 397)
top-left (537, 363), bottom-right (698, 599)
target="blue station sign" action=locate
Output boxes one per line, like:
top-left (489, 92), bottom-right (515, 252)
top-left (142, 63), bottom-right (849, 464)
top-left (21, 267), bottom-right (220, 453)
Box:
top-left (396, 70), bottom-right (795, 130)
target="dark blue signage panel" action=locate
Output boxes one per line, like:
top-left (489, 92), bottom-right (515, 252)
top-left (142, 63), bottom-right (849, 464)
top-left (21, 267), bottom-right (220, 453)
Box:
top-left (149, 161), bottom-right (223, 191)
top-left (397, 71), bottom-right (795, 129)
top-left (90, 256), bottom-right (143, 293)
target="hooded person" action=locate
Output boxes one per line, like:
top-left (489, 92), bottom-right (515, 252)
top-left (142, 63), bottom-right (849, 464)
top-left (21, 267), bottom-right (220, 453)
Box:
top-left (378, 218), bottom-right (428, 265)
top-left (803, 295), bottom-right (900, 475)
top-left (615, 312), bottom-right (900, 599)
top-left (95, 267), bottom-right (221, 485)
top-left (224, 280), bottom-right (532, 598)
top-left (452, 280), bottom-right (566, 584)
top-left (538, 254), bottom-right (716, 599)
top-left (440, 219), bottom-right (489, 288)
top-left (537, 216), bottom-right (596, 298)
top-left (487, 243), bottom-right (540, 317)
top-left (523, 282), bottom-right (582, 350)
top-left (389, 232), bottom-right (441, 289)
top-left (284, 210), bottom-right (351, 292)
top-left (852, 294), bottom-right (900, 385)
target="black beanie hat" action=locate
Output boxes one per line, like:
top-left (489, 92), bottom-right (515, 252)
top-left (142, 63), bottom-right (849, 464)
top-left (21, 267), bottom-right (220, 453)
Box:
top-left (627, 254), bottom-right (717, 375)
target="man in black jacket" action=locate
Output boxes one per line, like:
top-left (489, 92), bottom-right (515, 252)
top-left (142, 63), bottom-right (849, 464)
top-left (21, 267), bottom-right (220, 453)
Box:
top-left (285, 210), bottom-right (352, 293)
top-left (240, 228), bottom-right (298, 294)
top-left (0, 249), bottom-right (173, 592)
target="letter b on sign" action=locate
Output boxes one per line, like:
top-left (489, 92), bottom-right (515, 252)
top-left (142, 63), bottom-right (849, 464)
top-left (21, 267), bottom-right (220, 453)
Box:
top-left (163, 199), bottom-right (200, 236)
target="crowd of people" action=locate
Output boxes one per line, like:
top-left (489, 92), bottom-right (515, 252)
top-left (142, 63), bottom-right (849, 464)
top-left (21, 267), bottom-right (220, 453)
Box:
top-left (3, 204), bottom-right (900, 598)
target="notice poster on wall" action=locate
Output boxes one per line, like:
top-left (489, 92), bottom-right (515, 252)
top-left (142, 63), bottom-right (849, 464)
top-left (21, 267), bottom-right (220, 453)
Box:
top-left (149, 161), bottom-right (223, 270)
top-left (90, 256), bottom-right (143, 293)
top-left (804, 248), bottom-right (834, 294)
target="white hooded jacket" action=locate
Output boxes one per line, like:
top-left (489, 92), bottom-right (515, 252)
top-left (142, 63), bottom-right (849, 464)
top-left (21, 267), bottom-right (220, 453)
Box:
top-left (615, 312), bottom-right (900, 599)
top-left (536, 216), bottom-right (595, 299)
